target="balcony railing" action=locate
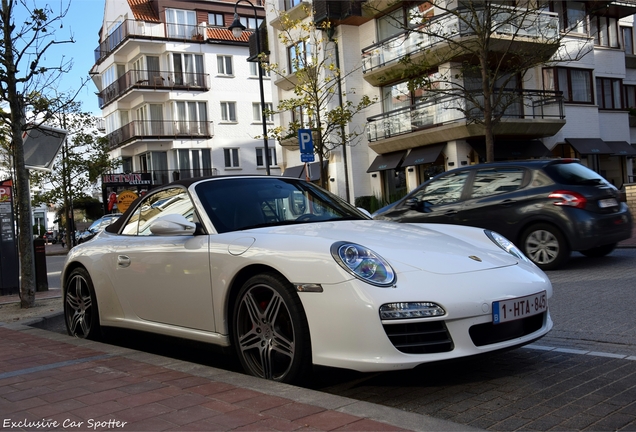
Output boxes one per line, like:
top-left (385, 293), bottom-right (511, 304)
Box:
top-left (366, 89), bottom-right (564, 142)
top-left (99, 69), bottom-right (210, 108)
top-left (362, 7), bottom-right (558, 73)
top-left (94, 19), bottom-right (207, 64)
top-left (106, 120), bottom-right (214, 150)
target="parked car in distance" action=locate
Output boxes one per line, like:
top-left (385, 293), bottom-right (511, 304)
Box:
top-left (374, 159), bottom-right (633, 270)
top-left (62, 176), bottom-right (553, 384)
top-left (76, 214), bottom-right (122, 244)
top-left (42, 231), bottom-right (56, 244)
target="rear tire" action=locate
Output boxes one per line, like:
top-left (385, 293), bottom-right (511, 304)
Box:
top-left (580, 243), bottom-right (617, 258)
top-left (521, 224), bottom-right (570, 270)
top-left (231, 273), bottom-right (312, 384)
top-left (64, 268), bottom-right (101, 340)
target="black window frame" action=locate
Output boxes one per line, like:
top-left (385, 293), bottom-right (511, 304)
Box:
top-left (596, 77), bottom-right (624, 110)
top-left (543, 67), bottom-right (594, 104)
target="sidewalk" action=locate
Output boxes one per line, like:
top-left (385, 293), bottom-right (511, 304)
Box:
top-left (0, 322), bottom-right (471, 432)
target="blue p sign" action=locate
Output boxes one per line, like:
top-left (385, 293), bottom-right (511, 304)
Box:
top-left (298, 129), bottom-right (313, 154)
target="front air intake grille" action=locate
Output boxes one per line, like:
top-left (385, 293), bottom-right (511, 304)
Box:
top-left (383, 321), bottom-right (454, 354)
top-left (469, 312), bottom-right (545, 347)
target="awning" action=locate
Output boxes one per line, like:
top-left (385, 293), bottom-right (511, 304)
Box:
top-left (283, 161), bottom-right (327, 181)
top-left (469, 140), bottom-right (550, 159)
top-left (565, 138), bottom-right (614, 155)
top-left (605, 141), bottom-right (636, 156)
top-left (367, 151), bottom-right (407, 173)
top-left (402, 144), bottom-right (445, 166)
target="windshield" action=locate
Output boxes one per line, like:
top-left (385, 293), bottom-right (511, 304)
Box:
top-left (195, 177), bottom-right (368, 233)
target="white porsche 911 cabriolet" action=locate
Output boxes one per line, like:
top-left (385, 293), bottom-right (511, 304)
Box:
top-left (62, 176), bottom-right (552, 383)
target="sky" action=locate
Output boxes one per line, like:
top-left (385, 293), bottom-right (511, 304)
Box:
top-left (14, 0), bottom-right (106, 115)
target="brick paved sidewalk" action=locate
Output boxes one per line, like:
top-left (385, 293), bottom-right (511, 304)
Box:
top-left (0, 323), bottom-right (472, 432)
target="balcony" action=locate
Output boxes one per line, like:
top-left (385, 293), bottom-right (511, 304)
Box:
top-left (361, 7), bottom-right (559, 86)
top-left (146, 168), bottom-right (219, 186)
top-left (94, 20), bottom-right (207, 65)
top-left (106, 120), bottom-right (214, 150)
top-left (366, 89), bottom-right (565, 154)
top-left (313, 0), bottom-right (371, 27)
top-left (99, 69), bottom-right (210, 108)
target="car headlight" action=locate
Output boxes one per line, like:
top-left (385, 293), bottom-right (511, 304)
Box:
top-left (331, 242), bottom-right (396, 287)
top-left (485, 230), bottom-right (530, 263)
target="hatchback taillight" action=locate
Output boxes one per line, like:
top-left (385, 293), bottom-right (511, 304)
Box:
top-left (548, 190), bottom-right (587, 209)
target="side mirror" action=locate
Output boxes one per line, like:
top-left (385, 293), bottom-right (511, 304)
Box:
top-left (149, 214), bottom-right (196, 235)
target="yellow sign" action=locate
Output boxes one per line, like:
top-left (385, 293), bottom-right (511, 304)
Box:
top-left (117, 190), bottom-right (138, 213)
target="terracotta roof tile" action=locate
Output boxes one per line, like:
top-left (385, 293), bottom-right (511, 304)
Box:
top-left (206, 27), bottom-right (252, 42)
top-left (128, 0), bottom-right (160, 22)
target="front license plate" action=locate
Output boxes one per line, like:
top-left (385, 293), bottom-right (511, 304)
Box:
top-left (598, 198), bottom-right (618, 208)
top-left (492, 291), bottom-right (547, 324)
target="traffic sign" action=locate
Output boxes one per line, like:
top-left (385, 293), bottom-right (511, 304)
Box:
top-left (298, 129), bottom-right (313, 154)
top-left (301, 153), bottom-right (315, 163)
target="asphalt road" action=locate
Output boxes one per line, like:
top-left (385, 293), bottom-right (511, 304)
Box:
top-left (41, 250), bottom-right (636, 431)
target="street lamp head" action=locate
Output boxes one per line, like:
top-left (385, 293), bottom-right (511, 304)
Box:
top-left (228, 13), bottom-right (246, 38)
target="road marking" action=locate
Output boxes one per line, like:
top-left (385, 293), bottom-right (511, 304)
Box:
top-left (0, 355), bottom-right (112, 380)
top-left (525, 344), bottom-right (636, 360)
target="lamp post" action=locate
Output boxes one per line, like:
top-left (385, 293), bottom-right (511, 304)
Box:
top-left (228, 0), bottom-right (270, 175)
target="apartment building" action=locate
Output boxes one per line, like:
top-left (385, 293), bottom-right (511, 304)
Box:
top-left (91, 0), bottom-right (276, 208)
top-left (266, 0), bottom-right (636, 205)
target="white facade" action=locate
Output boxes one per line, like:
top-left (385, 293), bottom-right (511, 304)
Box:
top-left (93, 0), bottom-right (278, 195)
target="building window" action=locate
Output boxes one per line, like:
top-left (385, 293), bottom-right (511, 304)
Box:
top-left (172, 53), bottom-right (204, 86)
top-left (209, 13), bottom-right (224, 27)
top-left (543, 67), bottom-right (593, 104)
top-left (240, 16), bottom-right (263, 29)
top-left (552, 1), bottom-right (587, 34)
top-left (217, 55), bottom-right (233, 76)
top-left (175, 149), bottom-right (213, 179)
top-left (256, 147), bottom-right (277, 168)
top-left (249, 62), bottom-right (270, 78)
top-left (221, 102), bottom-right (237, 122)
top-left (285, 0), bottom-right (303, 10)
top-left (292, 106), bottom-right (312, 128)
top-left (175, 101), bottom-right (208, 134)
top-left (224, 148), bottom-right (240, 168)
top-left (625, 85), bottom-right (636, 109)
top-left (623, 26), bottom-right (634, 54)
top-left (591, 15), bottom-right (619, 48)
top-left (252, 102), bottom-right (273, 122)
top-left (596, 78), bottom-right (623, 109)
top-left (166, 9), bottom-right (196, 39)
top-left (288, 41), bottom-right (312, 73)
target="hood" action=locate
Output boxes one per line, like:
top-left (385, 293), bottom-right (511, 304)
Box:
top-left (249, 220), bottom-right (519, 275)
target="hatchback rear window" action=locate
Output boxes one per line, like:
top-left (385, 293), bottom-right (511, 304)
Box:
top-left (543, 162), bottom-right (609, 186)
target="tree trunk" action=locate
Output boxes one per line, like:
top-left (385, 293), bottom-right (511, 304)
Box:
top-left (2, 0), bottom-right (36, 307)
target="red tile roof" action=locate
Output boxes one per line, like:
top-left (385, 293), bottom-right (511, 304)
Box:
top-left (207, 27), bottom-right (252, 43)
top-left (128, 0), bottom-right (159, 22)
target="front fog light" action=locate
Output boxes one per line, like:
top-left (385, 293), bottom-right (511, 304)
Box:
top-left (380, 302), bottom-right (446, 319)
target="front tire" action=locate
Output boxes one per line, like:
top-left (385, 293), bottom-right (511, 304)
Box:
top-left (521, 223), bottom-right (570, 270)
top-left (64, 268), bottom-right (101, 339)
top-left (232, 273), bottom-right (312, 384)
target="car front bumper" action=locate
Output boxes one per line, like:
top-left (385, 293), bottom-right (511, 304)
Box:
top-left (298, 263), bottom-right (553, 372)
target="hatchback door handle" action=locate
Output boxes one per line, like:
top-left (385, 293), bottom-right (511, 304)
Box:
top-left (500, 199), bottom-right (516, 206)
top-left (117, 255), bottom-right (131, 268)
top-left (444, 210), bottom-right (458, 216)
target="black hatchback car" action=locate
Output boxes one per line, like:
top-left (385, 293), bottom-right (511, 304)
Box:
top-left (373, 159), bottom-right (633, 270)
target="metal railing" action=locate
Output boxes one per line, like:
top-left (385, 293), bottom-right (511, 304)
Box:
top-left (106, 120), bottom-right (214, 150)
top-left (362, 7), bottom-right (559, 73)
top-left (99, 69), bottom-right (210, 108)
top-left (366, 89), bottom-right (564, 142)
top-left (94, 20), bottom-right (207, 64)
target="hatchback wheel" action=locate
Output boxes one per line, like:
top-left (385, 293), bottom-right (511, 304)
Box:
top-left (522, 224), bottom-right (570, 270)
top-left (64, 268), bottom-right (101, 339)
top-left (232, 273), bottom-right (311, 384)
top-left (580, 243), bottom-right (617, 258)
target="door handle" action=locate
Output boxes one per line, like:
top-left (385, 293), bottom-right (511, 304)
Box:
top-left (117, 255), bottom-right (131, 268)
top-left (500, 199), bottom-right (516, 206)
top-left (444, 210), bottom-right (458, 216)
